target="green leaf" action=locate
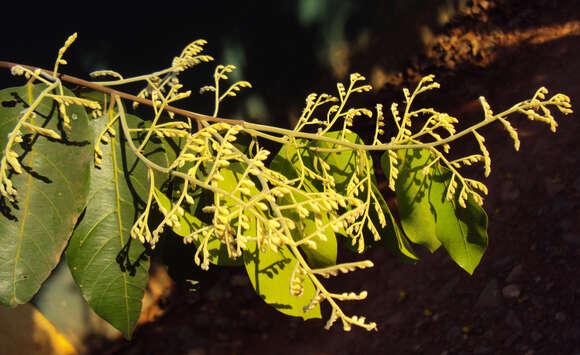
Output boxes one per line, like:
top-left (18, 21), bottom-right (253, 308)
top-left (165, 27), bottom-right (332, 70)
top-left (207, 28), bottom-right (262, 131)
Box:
top-left (0, 85), bottom-right (91, 307)
top-left (243, 242), bottom-right (321, 320)
top-left (311, 130), bottom-right (364, 191)
top-left (279, 189), bottom-right (337, 268)
top-left (215, 160), bottom-right (324, 319)
top-left (66, 112), bottom-right (154, 338)
top-left (219, 164), bottom-right (322, 318)
top-left (274, 130), bottom-right (417, 262)
top-left (383, 149), bottom-right (442, 251)
top-left (160, 135), bottom-right (190, 174)
top-left (154, 187), bottom-right (204, 236)
top-left (429, 163), bottom-right (488, 274)
top-left (270, 139), bottom-right (303, 183)
top-left (270, 130), bottom-right (362, 192)
top-left (385, 149), bottom-right (488, 274)
top-left (369, 181), bottom-right (418, 263)
top-left (270, 135), bottom-right (340, 267)
top-left (213, 163), bottom-right (259, 266)
top-left (153, 187), bottom-right (241, 266)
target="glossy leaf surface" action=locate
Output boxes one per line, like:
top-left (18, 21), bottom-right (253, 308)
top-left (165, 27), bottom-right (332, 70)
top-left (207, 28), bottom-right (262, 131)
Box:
top-left (384, 149), bottom-right (487, 274)
top-left (226, 160), bottom-right (322, 319)
top-left (383, 149), bottom-right (442, 251)
top-left (0, 85), bottom-right (91, 306)
top-left (279, 189), bottom-right (337, 268)
top-left (66, 110), bottom-right (153, 338)
top-left (370, 181), bottom-right (419, 263)
top-left (429, 162), bottom-right (488, 274)
top-left (244, 242), bottom-right (321, 320)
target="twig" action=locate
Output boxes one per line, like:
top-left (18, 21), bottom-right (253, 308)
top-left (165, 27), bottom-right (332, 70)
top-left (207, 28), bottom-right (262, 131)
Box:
top-left (0, 61), bottom-right (242, 126)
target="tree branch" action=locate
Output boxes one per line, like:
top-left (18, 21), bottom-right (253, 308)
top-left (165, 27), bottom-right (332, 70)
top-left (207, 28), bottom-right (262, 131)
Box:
top-left (0, 61), bottom-right (243, 126)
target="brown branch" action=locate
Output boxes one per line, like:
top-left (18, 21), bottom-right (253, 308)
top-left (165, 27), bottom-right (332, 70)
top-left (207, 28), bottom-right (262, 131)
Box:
top-left (0, 61), bottom-right (403, 151)
top-left (0, 61), bottom-right (243, 126)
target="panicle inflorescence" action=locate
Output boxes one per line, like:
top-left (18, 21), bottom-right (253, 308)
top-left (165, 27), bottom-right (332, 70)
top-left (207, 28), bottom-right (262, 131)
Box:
top-left (382, 76), bottom-right (572, 209)
top-left (4, 36), bottom-right (572, 334)
top-left (128, 68), bottom-right (383, 332)
top-left (2, 39), bottom-right (103, 201)
top-left (130, 39), bottom-right (213, 113)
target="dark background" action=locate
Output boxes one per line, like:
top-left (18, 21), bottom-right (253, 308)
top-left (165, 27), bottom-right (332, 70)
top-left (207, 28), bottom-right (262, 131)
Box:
top-left (1, 1), bottom-right (452, 128)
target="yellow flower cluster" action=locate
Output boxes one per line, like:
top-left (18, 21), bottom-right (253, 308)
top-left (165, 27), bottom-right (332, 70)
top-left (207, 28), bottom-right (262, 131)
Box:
top-left (4, 35), bottom-right (572, 334)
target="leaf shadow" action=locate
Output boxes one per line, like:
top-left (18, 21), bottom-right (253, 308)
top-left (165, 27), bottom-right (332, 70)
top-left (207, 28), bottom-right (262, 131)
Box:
top-left (268, 302), bottom-right (292, 310)
top-left (1, 92), bottom-right (90, 219)
top-left (259, 256), bottom-right (293, 279)
top-left (400, 149), bottom-right (431, 205)
top-left (247, 245), bottom-right (293, 309)
top-left (0, 197), bottom-right (18, 220)
top-left (116, 238), bottom-right (150, 277)
top-left (118, 127), bottom-right (148, 210)
top-left (11, 92), bottom-right (91, 148)
top-left (113, 120), bottom-right (157, 276)
top-left (251, 247), bottom-right (294, 310)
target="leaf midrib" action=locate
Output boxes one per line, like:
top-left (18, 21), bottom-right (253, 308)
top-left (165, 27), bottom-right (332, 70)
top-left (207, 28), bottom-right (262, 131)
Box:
top-left (12, 144), bottom-right (34, 304)
top-left (436, 166), bottom-right (471, 267)
top-left (111, 133), bottom-right (131, 334)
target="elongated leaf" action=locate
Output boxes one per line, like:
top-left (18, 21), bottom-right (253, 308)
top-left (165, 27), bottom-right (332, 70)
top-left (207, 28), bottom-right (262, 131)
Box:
top-left (279, 189), bottom-right (337, 268)
top-left (212, 163), bottom-right (259, 266)
top-left (308, 130), bottom-right (363, 191)
top-left (369, 181), bottom-right (418, 263)
top-left (276, 131), bottom-right (413, 261)
top-left (270, 136), bottom-right (339, 266)
top-left (383, 149), bottom-right (442, 251)
top-left (214, 161), bottom-right (323, 319)
top-left (0, 85), bottom-right (91, 306)
top-left (66, 112), bottom-right (154, 338)
top-left (429, 163), bottom-right (488, 274)
top-left (384, 149), bottom-right (488, 274)
top-left (244, 242), bottom-right (321, 320)
top-left (301, 131), bottom-right (361, 192)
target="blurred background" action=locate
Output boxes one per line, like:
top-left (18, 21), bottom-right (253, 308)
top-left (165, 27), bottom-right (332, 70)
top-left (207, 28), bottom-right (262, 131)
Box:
top-left (1, 1), bottom-right (464, 128)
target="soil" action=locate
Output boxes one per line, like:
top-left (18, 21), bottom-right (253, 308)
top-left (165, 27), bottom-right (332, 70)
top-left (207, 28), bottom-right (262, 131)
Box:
top-left (96, 1), bottom-right (580, 354)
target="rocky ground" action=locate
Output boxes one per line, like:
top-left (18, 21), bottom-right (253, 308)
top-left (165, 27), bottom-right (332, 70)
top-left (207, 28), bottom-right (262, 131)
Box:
top-left (95, 1), bottom-right (580, 354)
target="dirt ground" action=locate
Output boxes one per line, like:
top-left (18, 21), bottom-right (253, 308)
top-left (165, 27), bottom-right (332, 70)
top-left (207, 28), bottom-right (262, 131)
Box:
top-left (96, 1), bottom-right (580, 354)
